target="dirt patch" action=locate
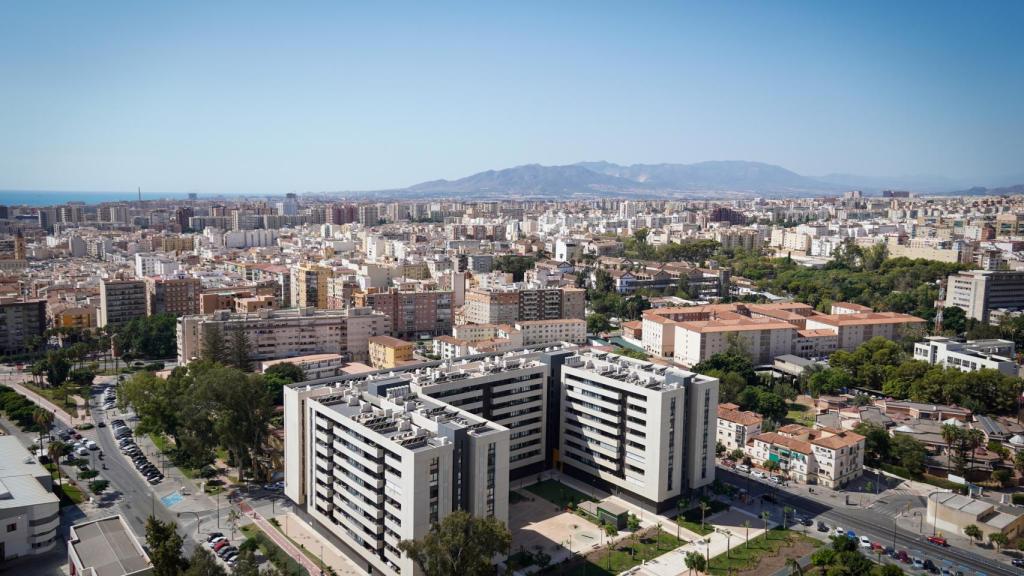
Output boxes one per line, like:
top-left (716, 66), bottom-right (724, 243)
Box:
top-left (733, 536), bottom-right (816, 576)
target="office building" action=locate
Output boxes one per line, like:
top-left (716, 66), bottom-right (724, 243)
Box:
top-left (99, 279), bottom-right (148, 328)
top-left (0, 436), bottom-right (60, 560)
top-left (945, 270), bottom-right (1024, 323)
top-left (912, 337), bottom-right (1018, 377)
top-left (177, 306), bottom-right (390, 364)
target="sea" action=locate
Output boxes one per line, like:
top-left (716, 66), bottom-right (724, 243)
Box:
top-left (0, 190), bottom-right (199, 206)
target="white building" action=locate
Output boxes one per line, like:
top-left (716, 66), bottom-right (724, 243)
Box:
top-left (67, 515), bottom-right (152, 576)
top-left (912, 337), bottom-right (1018, 377)
top-left (0, 437), bottom-right (60, 560)
top-left (717, 403), bottom-right (763, 452)
top-left (559, 351), bottom-right (719, 510)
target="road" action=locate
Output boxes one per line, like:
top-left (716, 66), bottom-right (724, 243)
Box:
top-left (718, 468), bottom-right (1014, 576)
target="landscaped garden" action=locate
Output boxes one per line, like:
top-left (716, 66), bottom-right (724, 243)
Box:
top-left (524, 479), bottom-right (593, 510)
top-left (542, 526), bottom-right (686, 576)
top-left (707, 528), bottom-right (819, 576)
top-left (674, 499), bottom-right (731, 536)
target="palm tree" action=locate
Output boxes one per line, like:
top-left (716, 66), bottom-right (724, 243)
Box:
top-left (47, 441), bottom-right (66, 486)
top-left (782, 506), bottom-right (794, 529)
top-left (32, 407), bottom-right (53, 451)
top-left (699, 499), bottom-right (711, 530)
top-left (966, 429), bottom-right (985, 477)
top-left (941, 423), bottom-right (959, 474)
top-left (761, 510), bottom-right (771, 540)
top-left (743, 520), bottom-right (751, 548)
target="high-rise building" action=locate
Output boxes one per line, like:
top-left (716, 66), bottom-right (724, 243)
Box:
top-left (291, 264), bottom-right (333, 309)
top-left (357, 204), bottom-right (379, 225)
top-left (461, 287), bottom-right (585, 325)
top-left (145, 275), bottom-right (201, 317)
top-left (354, 288), bottom-right (453, 339)
top-left (945, 270), bottom-right (1024, 323)
top-left (99, 279), bottom-right (148, 328)
top-left (0, 300), bottom-right (47, 355)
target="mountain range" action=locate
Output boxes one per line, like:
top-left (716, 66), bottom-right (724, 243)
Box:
top-left (354, 160), bottom-right (1013, 200)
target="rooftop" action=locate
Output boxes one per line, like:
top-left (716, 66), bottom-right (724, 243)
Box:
top-left (69, 515), bottom-right (151, 576)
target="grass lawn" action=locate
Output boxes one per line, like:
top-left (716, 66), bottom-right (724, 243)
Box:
top-left (547, 528), bottom-right (685, 576)
top-left (23, 383), bottom-right (78, 413)
top-left (267, 518), bottom-right (334, 574)
top-left (784, 403), bottom-right (815, 427)
top-left (674, 500), bottom-right (730, 537)
top-left (707, 528), bottom-right (819, 575)
top-left (524, 479), bottom-right (593, 509)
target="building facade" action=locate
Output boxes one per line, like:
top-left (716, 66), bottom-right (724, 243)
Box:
top-left (99, 279), bottom-right (148, 328)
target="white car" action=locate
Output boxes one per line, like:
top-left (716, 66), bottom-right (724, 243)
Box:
top-left (859, 536), bottom-right (871, 548)
top-left (752, 470), bottom-right (767, 479)
top-left (736, 464), bottom-right (751, 473)
top-left (833, 527), bottom-right (845, 537)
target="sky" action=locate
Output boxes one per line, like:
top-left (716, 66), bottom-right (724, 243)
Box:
top-left (1, 1), bottom-right (1022, 194)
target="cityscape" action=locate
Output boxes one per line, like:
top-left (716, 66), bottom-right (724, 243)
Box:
top-left (2, 3), bottom-right (1024, 576)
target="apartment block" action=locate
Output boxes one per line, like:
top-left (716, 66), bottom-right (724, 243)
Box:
top-left (0, 436), bottom-right (60, 559)
top-left (99, 279), bottom-right (147, 327)
top-left (292, 264), bottom-right (333, 309)
top-left (913, 336), bottom-right (1018, 377)
top-left (462, 287), bottom-right (585, 325)
top-left (177, 306), bottom-right (389, 364)
top-left (745, 424), bottom-right (865, 488)
top-left (804, 312), bottom-right (926, 351)
top-left (717, 402), bottom-right (762, 452)
top-left (355, 288), bottom-right (453, 339)
top-left (945, 270), bottom-right (1024, 323)
top-left (145, 275), bottom-right (200, 317)
top-left (285, 381), bottom-right (509, 576)
top-left (515, 318), bottom-right (587, 346)
top-left (558, 351), bottom-right (719, 510)
top-left (369, 336), bottom-right (415, 369)
top-left (0, 300), bottom-right (47, 356)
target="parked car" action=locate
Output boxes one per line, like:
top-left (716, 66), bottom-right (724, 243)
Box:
top-left (206, 532), bottom-right (224, 541)
top-left (896, 550), bottom-right (910, 563)
top-left (926, 536), bottom-right (948, 547)
top-left (833, 527), bottom-right (845, 537)
top-left (752, 470), bottom-right (767, 479)
top-left (1012, 559), bottom-right (1024, 568)
top-left (923, 559), bottom-right (939, 574)
top-left (736, 464), bottom-right (751, 473)
top-left (859, 536), bottom-right (872, 548)
top-left (817, 521), bottom-right (829, 532)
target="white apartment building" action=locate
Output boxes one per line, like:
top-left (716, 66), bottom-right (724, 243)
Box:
top-left (804, 312), bottom-right (926, 351)
top-left (674, 317), bottom-right (795, 366)
top-left (177, 306), bottom-right (389, 364)
top-left (745, 424), bottom-right (865, 488)
top-left (913, 337), bottom-right (1018, 377)
top-left (717, 403), bottom-right (763, 452)
top-left (0, 437), bottom-right (60, 561)
top-left (285, 379), bottom-right (509, 576)
top-left (559, 351), bottom-right (719, 510)
top-left (515, 319), bottom-right (587, 346)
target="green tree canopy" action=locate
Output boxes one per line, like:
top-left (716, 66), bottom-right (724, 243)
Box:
top-left (398, 510), bottom-right (511, 576)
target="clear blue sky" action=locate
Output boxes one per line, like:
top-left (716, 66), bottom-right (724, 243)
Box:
top-left (1, 1), bottom-right (1022, 194)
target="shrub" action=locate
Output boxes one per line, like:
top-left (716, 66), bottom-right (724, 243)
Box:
top-left (1012, 493), bottom-right (1024, 505)
top-left (88, 479), bottom-right (110, 493)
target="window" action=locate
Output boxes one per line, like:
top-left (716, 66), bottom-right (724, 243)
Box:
top-left (7, 522), bottom-right (16, 532)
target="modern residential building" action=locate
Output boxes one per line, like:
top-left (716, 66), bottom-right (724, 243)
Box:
top-left (717, 402), bottom-right (763, 452)
top-left (285, 380), bottom-right (509, 576)
top-left (945, 270), bottom-right (1024, 323)
top-left (558, 351), bottom-right (719, 511)
top-left (145, 275), bottom-right (201, 316)
top-left (0, 300), bottom-right (47, 356)
top-left (291, 264), bottom-right (334, 309)
top-left (67, 515), bottom-right (152, 576)
top-left (912, 337), bottom-right (1018, 377)
top-left (368, 336), bottom-right (415, 369)
top-left (177, 306), bottom-right (390, 364)
top-left (355, 288), bottom-right (453, 339)
top-left (745, 424), bottom-right (865, 488)
top-left (99, 279), bottom-right (148, 328)
top-left (0, 436), bottom-right (60, 560)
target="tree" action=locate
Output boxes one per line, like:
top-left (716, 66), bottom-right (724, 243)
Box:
top-left (398, 510), bottom-right (511, 576)
top-left (853, 423), bottom-right (891, 466)
top-left (228, 328), bottom-right (253, 372)
top-left (699, 499), bottom-right (711, 530)
top-left (44, 351), bottom-right (72, 388)
top-left (184, 547), bottom-right (227, 576)
top-left (889, 434), bottom-right (927, 475)
top-left (47, 441), bottom-right (67, 486)
top-left (1015, 450), bottom-right (1024, 477)
top-left (200, 325), bottom-right (228, 364)
top-left (684, 551), bottom-right (706, 576)
top-left (963, 524), bottom-right (982, 544)
top-left (941, 424), bottom-right (960, 474)
top-left (872, 564), bottom-right (905, 576)
top-left (32, 407), bottom-right (53, 451)
top-left (989, 531), bottom-right (1009, 552)
top-left (263, 362), bottom-right (305, 384)
top-left (146, 516), bottom-right (185, 576)
top-left (587, 313), bottom-right (612, 334)
top-left (786, 558), bottom-right (803, 576)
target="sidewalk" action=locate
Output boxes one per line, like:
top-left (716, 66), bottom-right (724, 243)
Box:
top-left (6, 379), bottom-right (83, 427)
top-left (273, 512), bottom-right (364, 576)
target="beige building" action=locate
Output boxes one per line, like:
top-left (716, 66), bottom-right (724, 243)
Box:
top-left (177, 306), bottom-right (389, 364)
top-left (674, 317), bottom-right (796, 366)
top-left (461, 286), bottom-right (585, 325)
top-left (927, 492), bottom-right (1024, 541)
top-left (368, 335), bottom-right (415, 369)
top-left (804, 312), bottom-right (926, 351)
top-left (145, 275), bottom-right (200, 317)
top-left (291, 264), bottom-right (333, 309)
top-left (745, 424), bottom-right (865, 488)
top-left (944, 270), bottom-right (1024, 323)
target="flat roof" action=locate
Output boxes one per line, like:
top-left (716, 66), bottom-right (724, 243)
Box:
top-left (70, 515), bottom-right (151, 576)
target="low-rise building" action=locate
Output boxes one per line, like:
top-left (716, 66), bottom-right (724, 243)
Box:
top-left (928, 492), bottom-right (1024, 542)
top-left (717, 403), bottom-right (763, 452)
top-left (0, 436), bottom-right (60, 560)
top-left (913, 337), bottom-right (1018, 377)
top-left (745, 424), bottom-right (865, 488)
top-left (369, 335), bottom-right (415, 369)
top-left (67, 515), bottom-right (153, 576)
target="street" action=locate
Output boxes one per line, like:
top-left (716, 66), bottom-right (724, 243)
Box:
top-left (717, 467), bottom-right (1015, 576)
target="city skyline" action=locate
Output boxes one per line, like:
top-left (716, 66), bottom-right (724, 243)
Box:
top-left (2, 2), bottom-right (1023, 194)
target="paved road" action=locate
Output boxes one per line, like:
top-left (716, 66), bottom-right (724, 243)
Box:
top-left (718, 468), bottom-right (1014, 576)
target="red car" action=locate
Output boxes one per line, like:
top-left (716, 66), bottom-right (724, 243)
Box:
top-left (896, 550), bottom-right (910, 563)
top-left (926, 536), bottom-right (948, 547)
top-left (214, 540), bottom-right (229, 552)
